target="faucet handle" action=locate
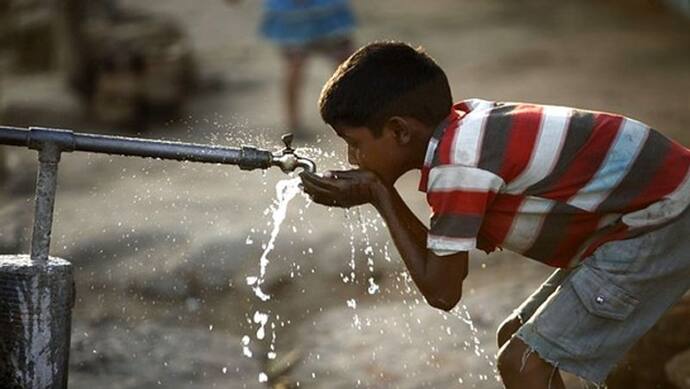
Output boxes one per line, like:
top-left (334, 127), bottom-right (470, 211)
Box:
top-left (281, 133), bottom-right (294, 152)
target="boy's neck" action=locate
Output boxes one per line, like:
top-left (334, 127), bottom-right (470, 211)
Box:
top-left (414, 109), bottom-right (465, 170)
top-left (412, 125), bottom-right (436, 170)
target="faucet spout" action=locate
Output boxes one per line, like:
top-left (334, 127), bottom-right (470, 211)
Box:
top-left (270, 152), bottom-right (317, 173)
top-left (270, 133), bottom-right (317, 173)
top-left (296, 157), bottom-right (316, 173)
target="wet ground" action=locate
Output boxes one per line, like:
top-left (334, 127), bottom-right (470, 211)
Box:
top-left (0, 0), bottom-right (689, 387)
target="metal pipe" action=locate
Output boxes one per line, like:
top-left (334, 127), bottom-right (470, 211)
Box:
top-left (0, 126), bottom-right (319, 172)
top-left (0, 125), bottom-right (30, 146)
top-left (30, 144), bottom-right (61, 263)
top-left (72, 132), bottom-right (273, 170)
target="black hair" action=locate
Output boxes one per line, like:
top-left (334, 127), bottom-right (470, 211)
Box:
top-left (319, 41), bottom-right (452, 136)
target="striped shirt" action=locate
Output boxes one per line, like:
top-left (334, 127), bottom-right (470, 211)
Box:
top-left (419, 99), bottom-right (690, 268)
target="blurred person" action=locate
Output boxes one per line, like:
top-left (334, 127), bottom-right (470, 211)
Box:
top-left (229, 0), bottom-right (356, 134)
top-left (300, 42), bottom-right (690, 389)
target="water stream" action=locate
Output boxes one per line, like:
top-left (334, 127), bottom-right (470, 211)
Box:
top-left (243, 177), bottom-right (302, 382)
top-left (245, 178), bottom-right (302, 301)
top-left (241, 174), bottom-right (494, 386)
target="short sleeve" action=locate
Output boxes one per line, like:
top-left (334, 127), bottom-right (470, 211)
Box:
top-left (426, 165), bottom-right (505, 256)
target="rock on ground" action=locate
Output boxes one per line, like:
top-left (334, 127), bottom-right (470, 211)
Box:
top-left (667, 348), bottom-right (690, 389)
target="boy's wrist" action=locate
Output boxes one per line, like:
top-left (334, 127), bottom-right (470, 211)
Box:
top-left (371, 180), bottom-right (393, 211)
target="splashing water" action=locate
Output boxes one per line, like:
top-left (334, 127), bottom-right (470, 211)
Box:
top-left (449, 304), bottom-right (497, 381)
top-left (243, 177), bottom-right (302, 382)
top-left (245, 178), bottom-right (302, 301)
top-left (238, 172), bottom-right (495, 386)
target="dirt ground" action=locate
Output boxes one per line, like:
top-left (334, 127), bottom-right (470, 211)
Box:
top-left (0, 0), bottom-right (689, 388)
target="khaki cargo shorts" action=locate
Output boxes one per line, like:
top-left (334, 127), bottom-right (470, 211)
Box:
top-left (514, 209), bottom-right (690, 384)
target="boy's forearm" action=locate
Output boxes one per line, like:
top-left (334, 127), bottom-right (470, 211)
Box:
top-left (299, 169), bottom-right (466, 309)
top-left (371, 184), bottom-right (468, 311)
top-left (372, 184), bottom-right (436, 291)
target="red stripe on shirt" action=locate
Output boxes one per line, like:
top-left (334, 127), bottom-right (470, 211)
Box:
top-left (579, 223), bottom-right (630, 263)
top-left (419, 110), bottom-right (461, 192)
top-left (427, 191), bottom-right (497, 215)
top-left (500, 105), bottom-right (543, 181)
top-left (480, 194), bottom-right (524, 245)
top-left (454, 101), bottom-right (471, 113)
top-left (436, 112), bottom-right (461, 165)
top-left (548, 213), bottom-right (602, 267)
top-left (625, 142), bottom-right (690, 212)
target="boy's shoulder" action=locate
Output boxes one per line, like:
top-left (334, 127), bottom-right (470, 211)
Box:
top-left (426, 98), bottom-right (653, 176)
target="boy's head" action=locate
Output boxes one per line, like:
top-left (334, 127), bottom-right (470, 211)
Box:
top-left (318, 41), bottom-right (452, 184)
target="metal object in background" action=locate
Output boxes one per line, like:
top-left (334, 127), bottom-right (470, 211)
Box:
top-left (0, 256), bottom-right (74, 389)
top-left (0, 124), bottom-right (316, 388)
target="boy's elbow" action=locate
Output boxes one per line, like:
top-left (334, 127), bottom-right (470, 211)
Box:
top-left (427, 298), bottom-right (458, 312)
top-left (427, 289), bottom-right (462, 312)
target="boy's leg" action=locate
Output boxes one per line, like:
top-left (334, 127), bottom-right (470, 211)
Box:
top-left (497, 337), bottom-right (565, 389)
top-left (496, 270), bottom-right (573, 388)
top-left (497, 269), bottom-right (573, 347)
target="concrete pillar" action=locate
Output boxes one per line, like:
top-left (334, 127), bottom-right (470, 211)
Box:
top-left (0, 255), bottom-right (74, 389)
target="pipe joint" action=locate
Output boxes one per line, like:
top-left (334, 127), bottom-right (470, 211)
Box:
top-left (28, 127), bottom-right (76, 154)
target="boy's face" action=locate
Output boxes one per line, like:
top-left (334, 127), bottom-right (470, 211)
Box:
top-left (333, 124), bottom-right (408, 184)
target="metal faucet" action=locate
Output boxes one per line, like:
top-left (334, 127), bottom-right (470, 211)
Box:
top-left (0, 124), bottom-right (318, 261)
top-left (271, 133), bottom-right (316, 174)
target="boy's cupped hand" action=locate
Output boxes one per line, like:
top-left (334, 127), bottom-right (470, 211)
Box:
top-left (299, 170), bottom-right (385, 208)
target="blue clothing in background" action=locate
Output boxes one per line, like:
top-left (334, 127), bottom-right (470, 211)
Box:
top-left (260, 0), bottom-right (356, 46)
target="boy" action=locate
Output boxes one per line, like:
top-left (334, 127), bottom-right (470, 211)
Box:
top-left (299, 41), bottom-right (690, 388)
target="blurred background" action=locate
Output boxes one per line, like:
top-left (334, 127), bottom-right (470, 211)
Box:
top-left (1, 0), bottom-right (689, 388)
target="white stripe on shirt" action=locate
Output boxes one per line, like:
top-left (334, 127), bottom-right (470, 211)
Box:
top-left (503, 197), bottom-right (555, 253)
top-left (428, 235), bottom-right (476, 255)
top-left (428, 165), bottom-right (505, 192)
top-left (463, 99), bottom-right (495, 112)
top-left (451, 111), bottom-right (487, 167)
top-left (568, 118), bottom-right (649, 211)
top-left (424, 138), bottom-right (439, 167)
top-left (506, 106), bottom-right (571, 194)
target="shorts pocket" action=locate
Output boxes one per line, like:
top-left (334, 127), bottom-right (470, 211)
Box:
top-left (534, 266), bottom-right (639, 356)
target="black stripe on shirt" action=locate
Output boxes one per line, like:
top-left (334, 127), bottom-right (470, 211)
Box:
top-left (477, 104), bottom-right (517, 176)
top-left (522, 202), bottom-right (584, 262)
top-left (430, 214), bottom-right (483, 239)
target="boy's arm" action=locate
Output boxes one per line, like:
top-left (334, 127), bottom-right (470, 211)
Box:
top-left (375, 182), bottom-right (469, 311)
top-left (300, 170), bottom-right (468, 311)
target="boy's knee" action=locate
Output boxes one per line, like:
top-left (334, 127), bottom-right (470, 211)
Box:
top-left (497, 315), bottom-right (522, 348)
top-left (497, 338), bottom-right (527, 379)
top-left (497, 338), bottom-right (556, 385)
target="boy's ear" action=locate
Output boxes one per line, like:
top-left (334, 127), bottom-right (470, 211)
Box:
top-left (385, 116), bottom-right (412, 145)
